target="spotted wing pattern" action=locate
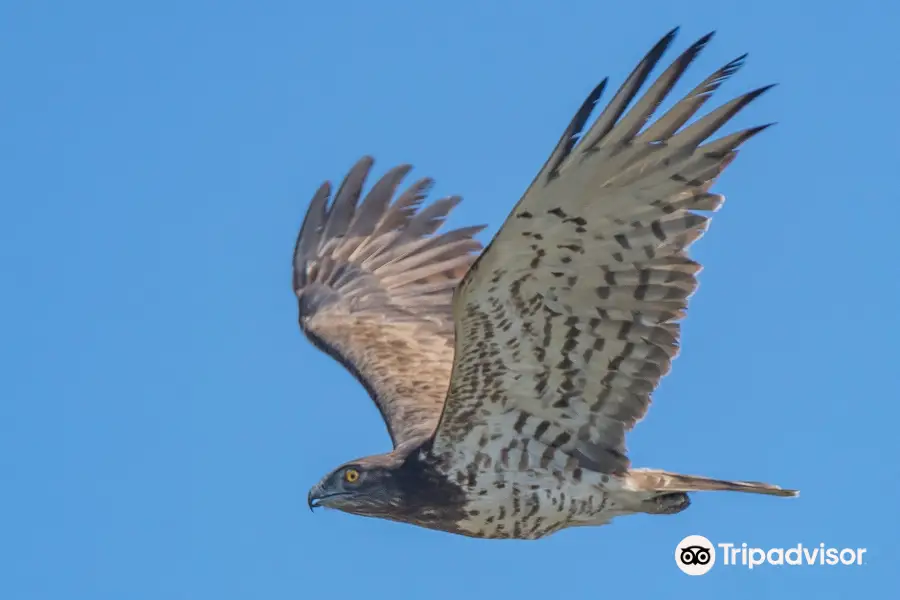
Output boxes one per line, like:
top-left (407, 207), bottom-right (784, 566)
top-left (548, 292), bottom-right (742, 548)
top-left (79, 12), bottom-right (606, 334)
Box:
top-left (294, 157), bottom-right (485, 447)
top-left (431, 29), bottom-right (770, 475)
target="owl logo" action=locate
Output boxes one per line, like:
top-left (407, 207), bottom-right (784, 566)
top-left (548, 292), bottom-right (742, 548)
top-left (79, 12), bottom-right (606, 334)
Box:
top-left (675, 535), bottom-right (717, 575)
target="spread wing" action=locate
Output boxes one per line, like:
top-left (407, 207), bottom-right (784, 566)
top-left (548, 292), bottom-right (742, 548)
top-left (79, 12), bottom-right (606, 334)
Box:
top-left (431, 29), bottom-right (771, 474)
top-left (293, 157), bottom-right (485, 447)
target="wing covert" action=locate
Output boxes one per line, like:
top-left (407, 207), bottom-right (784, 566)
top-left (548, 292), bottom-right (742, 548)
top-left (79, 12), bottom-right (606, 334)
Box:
top-left (431, 29), bottom-right (772, 474)
top-left (294, 157), bottom-right (485, 447)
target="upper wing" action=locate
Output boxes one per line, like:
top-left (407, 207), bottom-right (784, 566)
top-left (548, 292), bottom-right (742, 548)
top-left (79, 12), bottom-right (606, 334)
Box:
top-left (293, 157), bottom-right (485, 448)
top-left (431, 29), bottom-right (771, 474)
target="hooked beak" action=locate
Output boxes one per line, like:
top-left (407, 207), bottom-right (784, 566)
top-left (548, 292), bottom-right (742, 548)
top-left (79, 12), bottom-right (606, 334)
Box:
top-left (308, 483), bottom-right (324, 512)
top-left (308, 483), bottom-right (352, 512)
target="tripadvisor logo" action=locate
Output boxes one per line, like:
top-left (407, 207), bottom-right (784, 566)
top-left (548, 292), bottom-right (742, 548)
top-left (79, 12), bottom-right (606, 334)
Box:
top-left (675, 535), bottom-right (867, 574)
top-left (675, 535), bottom-right (716, 575)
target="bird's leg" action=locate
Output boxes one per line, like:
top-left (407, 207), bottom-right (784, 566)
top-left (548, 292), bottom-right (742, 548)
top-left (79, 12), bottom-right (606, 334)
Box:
top-left (640, 492), bottom-right (691, 515)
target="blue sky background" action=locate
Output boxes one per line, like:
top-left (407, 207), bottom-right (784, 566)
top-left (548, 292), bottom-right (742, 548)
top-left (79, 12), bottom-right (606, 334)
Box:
top-left (3, 1), bottom-right (898, 597)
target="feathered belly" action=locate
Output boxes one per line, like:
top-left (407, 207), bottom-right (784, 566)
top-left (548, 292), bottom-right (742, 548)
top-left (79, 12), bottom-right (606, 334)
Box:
top-left (451, 471), bottom-right (622, 540)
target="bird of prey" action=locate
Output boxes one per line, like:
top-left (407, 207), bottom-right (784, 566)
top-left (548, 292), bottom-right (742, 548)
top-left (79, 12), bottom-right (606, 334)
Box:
top-left (299, 28), bottom-right (797, 540)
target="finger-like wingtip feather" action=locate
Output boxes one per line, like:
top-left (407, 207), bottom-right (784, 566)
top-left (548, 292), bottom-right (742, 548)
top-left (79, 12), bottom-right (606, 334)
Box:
top-left (294, 158), bottom-right (485, 328)
top-left (577, 27), bottom-right (682, 151)
top-left (294, 181), bottom-right (331, 288)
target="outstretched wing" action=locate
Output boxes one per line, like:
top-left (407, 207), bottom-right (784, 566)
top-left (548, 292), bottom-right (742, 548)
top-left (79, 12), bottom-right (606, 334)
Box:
top-left (294, 157), bottom-right (485, 448)
top-left (432, 29), bottom-right (771, 474)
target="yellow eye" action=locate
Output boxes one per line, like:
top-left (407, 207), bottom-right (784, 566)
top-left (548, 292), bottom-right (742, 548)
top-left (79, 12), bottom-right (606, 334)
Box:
top-left (344, 468), bottom-right (360, 483)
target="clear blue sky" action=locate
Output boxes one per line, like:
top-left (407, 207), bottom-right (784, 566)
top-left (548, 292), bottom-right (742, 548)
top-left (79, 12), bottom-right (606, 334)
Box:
top-left (3, 1), bottom-right (898, 597)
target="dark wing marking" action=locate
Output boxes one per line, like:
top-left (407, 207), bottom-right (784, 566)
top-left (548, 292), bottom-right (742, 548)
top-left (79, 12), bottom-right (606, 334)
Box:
top-left (293, 157), bottom-right (485, 447)
top-left (431, 29), bottom-right (772, 475)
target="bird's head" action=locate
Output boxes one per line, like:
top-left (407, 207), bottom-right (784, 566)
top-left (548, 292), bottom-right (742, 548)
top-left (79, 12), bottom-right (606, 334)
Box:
top-left (307, 456), bottom-right (406, 519)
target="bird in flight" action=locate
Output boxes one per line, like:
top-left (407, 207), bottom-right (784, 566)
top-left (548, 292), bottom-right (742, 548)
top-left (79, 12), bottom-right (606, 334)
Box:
top-left (298, 28), bottom-right (797, 540)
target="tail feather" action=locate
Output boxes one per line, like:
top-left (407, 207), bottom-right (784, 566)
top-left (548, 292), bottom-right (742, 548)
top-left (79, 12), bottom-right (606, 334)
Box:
top-left (628, 469), bottom-right (799, 498)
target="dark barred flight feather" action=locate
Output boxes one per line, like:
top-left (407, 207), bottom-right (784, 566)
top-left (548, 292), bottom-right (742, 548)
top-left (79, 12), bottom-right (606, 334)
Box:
top-left (302, 28), bottom-right (797, 540)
